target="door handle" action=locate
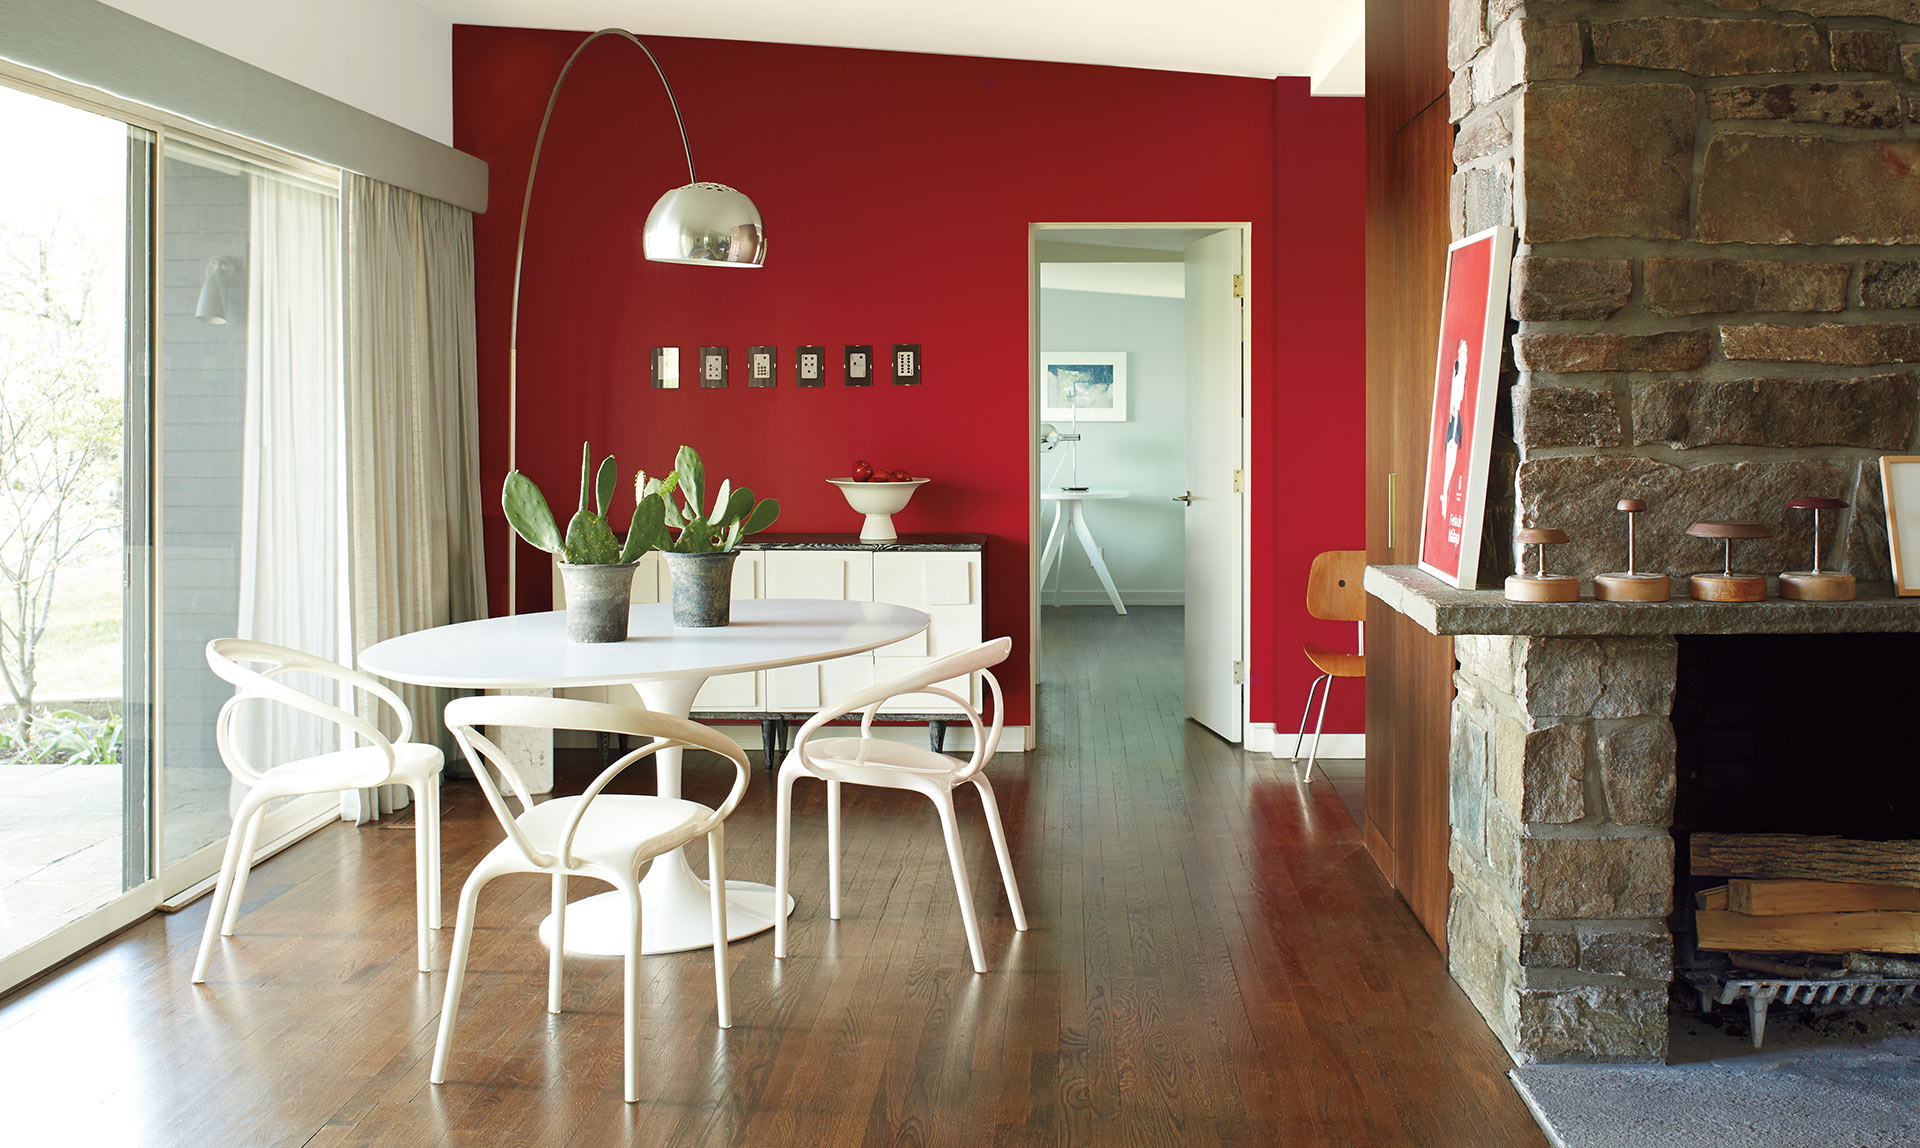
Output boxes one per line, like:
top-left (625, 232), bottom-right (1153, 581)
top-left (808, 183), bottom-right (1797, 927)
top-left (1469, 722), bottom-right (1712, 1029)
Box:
top-left (1173, 491), bottom-right (1193, 505)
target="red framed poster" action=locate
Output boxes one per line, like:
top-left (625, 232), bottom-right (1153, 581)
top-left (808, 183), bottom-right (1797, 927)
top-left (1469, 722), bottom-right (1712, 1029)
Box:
top-left (1418, 226), bottom-right (1514, 589)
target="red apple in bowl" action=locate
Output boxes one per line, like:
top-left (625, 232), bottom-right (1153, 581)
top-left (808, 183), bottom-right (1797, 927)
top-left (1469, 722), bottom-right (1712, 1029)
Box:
top-left (891, 468), bottom-right (911, 482)
top-left (851, 460), bottom-right (873, 482)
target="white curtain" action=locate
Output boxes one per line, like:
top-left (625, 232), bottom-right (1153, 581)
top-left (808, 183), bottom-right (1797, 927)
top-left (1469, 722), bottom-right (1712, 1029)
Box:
top-left (341, 173), bottom-right (485, 822)
top-left (234, 173), bottom-right (342, 786)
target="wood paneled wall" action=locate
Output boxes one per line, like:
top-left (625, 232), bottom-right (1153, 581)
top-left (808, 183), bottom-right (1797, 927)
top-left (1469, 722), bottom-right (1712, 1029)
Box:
top-left (1363, 0), bottom-right (1457, 950)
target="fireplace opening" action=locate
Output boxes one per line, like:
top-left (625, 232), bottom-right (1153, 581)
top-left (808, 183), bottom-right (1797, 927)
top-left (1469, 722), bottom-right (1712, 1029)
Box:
top-left (1672, 633), bottom-right (1920, 1044)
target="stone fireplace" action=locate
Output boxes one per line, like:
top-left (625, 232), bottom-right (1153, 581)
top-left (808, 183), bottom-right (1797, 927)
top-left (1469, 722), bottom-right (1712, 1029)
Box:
top-left (1367, 573), bottom-right (1920, 1062)
top-left (1372, 0), bottom-right (1920, 1062)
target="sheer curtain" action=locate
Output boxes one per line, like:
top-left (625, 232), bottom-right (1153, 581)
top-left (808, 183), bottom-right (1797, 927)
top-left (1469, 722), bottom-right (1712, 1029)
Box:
top-left (342, 173), bottom-right (485, 821)
top-left (234, 173), bottom-right (342, 783)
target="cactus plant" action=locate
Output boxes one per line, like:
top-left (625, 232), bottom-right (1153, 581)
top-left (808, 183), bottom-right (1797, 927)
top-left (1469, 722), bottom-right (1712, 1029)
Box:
top-left (634, 444), bottom-right (780, 553)
top-left (502, 441), bottom-right (658, 565)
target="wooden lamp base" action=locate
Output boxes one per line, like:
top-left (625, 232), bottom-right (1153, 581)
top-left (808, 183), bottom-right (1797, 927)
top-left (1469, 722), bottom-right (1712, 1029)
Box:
top-left (1689, 572), bottom-right (1768, 602)
top-left (1594, 572), bottom-right (1671, 602)
top-left (1506, 573), bottom-right (1580, 602)
top-left (1779, 570), bottom-right (1855, 601)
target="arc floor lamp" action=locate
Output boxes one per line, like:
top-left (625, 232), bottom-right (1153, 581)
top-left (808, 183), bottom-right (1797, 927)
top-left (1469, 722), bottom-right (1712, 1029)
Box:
top-left (506, 28), bottom-right (766, 611)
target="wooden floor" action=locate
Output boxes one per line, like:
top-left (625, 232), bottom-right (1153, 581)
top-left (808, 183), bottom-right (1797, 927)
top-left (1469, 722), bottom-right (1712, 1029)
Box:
top-left (0, 606), bottom-right (1542, 1147)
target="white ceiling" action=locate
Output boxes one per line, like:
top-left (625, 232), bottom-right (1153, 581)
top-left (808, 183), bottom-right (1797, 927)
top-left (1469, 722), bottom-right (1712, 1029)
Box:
top-left (419, 1), bottom-right (1368, 94)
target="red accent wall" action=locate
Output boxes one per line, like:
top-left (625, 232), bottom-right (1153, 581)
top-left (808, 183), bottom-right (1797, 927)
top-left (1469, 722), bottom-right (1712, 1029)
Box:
top-left (453, 26), bottom-right (1365, 733)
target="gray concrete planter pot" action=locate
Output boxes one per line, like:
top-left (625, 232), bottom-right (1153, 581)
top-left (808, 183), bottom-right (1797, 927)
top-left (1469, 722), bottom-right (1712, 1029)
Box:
top-left (558, 562), bottom-right (639, 643)
top-left (665, 551), bottom-right (739, 627)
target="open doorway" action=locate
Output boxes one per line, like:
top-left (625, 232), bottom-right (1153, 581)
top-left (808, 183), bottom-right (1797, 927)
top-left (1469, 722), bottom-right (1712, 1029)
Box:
top-left (1027, 224), bottom-right (1251, 748)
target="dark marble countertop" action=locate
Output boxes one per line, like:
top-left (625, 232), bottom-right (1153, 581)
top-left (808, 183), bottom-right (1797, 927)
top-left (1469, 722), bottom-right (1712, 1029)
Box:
top-left (1365, 563), bottom-right (1920, 637)
top-left (739, 533), bottom-right (985, 552)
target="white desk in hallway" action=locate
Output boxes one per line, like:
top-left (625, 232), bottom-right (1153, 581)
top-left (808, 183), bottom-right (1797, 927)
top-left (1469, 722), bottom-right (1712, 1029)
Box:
top-left (358, 599), bottom-right (928, 957)
top-left (1040, 489), bottom-right (1128, 615)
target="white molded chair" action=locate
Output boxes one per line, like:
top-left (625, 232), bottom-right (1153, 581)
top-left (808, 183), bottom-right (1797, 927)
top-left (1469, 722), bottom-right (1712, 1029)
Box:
top-left (195, 639), bottom-right (444, 983)
top-left (433, 695), bottom-right (750, 1104)
top-left (774, 637), bottom-right (1027, 974)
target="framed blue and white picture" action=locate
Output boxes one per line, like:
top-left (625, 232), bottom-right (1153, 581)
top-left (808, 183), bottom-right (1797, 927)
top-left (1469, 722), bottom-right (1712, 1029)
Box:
top-left (1040, 351), bottom-right (1127, 422)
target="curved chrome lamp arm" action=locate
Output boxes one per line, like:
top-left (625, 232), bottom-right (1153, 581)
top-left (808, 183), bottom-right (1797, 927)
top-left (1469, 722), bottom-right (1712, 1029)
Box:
top-left (505, 28), bottom-right (763, 613)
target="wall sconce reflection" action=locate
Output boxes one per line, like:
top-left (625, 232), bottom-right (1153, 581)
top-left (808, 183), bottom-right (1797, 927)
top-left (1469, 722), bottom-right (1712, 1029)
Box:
top-left (195, 255), bottom-right (245, 325)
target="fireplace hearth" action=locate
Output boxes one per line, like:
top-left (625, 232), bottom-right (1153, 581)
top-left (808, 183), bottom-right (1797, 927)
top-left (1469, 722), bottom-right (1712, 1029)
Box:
top-left (1367, 565), bottom-right (1920, 1063)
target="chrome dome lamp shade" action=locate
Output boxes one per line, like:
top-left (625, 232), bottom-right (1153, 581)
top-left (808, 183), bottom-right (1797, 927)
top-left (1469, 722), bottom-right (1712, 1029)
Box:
top-left (644, 182), bottom-right (765, 267)
top-left (506, 28), bottom-right (766, 609)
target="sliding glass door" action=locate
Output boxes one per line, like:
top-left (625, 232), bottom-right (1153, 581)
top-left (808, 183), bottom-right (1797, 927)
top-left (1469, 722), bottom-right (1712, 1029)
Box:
top-left (0, 84), bottom-right (149, 968)
top-left (156, 142), bottom-right (343, 883)
top-left (0, 75), bottom-right (345, 984)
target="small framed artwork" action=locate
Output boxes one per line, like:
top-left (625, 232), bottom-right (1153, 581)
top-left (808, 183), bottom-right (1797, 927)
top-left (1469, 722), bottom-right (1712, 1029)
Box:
top-left (1418, 225), bottom-right (1515, 590)
top-left (844, 344), bottom-right (873, 386)
top-left (892, 344), bottom-right (921, 385)
top-left (698, 346), bottom-right (728, 387)
top-left (1040, 351), bottom-right (1127, 422)
top-left (795, 345), bottom-right (825, 387)
top-left (651, 346), bottom-right (679, 389)
top-left (1881, 455), bottom-right (1920, 596)
top-left (748, 345), bottom-right (777, 387)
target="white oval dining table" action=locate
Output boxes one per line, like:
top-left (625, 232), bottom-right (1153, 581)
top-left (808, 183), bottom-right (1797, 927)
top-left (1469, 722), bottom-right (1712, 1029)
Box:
top-left (359, 598), bottom-right (929, 957)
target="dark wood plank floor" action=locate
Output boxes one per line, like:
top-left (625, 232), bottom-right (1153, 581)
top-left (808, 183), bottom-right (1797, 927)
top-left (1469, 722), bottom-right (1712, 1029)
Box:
top-left (0, 606), bottom-right (1542, 1147)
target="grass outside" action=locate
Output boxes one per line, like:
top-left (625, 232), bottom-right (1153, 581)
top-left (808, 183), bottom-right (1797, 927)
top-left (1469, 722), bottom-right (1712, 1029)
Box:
top-left (10, 544), bottom-right (121, 701)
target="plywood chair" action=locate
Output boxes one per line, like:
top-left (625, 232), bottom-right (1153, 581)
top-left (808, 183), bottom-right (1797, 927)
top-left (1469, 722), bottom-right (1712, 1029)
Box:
top-left (1292, 550), bottom-right (1366, 782)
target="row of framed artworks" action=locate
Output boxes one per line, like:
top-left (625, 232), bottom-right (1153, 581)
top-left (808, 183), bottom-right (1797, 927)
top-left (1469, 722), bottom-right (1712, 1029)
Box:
top-left (1423, 225), bottom-right (1920, 597)
top-left (651, 344), bottom-right (922, 388)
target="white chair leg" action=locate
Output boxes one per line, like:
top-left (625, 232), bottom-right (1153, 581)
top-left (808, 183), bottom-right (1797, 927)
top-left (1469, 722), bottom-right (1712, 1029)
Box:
top-left (548, 872), bottom-right (567, 1014)
top-left (774, 766), bottom-right (797, 960)
top-left (1304, 677), bottom-right (1335, 782)
top-left (412, 780), bottom-right (432, 972)
top-left (220, 803), bottom-right (268, 936)
top-left (934, 790), bottom-right (987, 974)
top-left (430, 872), bottom-right (488, 1085)
top-left (973, 776), bottom-right (1028, 932)
top-left (708, 824), bottom-right (731, 1029)
top-left (192, 795), bottom-right (261, 984)
top-left (623, 881), bottom-right (643, 1104)
top-left (1291, 674), bottom-right (1327, 762)
top-left (426, 771), bottom-right (443, 929)
top-left (826, 778), bottom-right (842, 920)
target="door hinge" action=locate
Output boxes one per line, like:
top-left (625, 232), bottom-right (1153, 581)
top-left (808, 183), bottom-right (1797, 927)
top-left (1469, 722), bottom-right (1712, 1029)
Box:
top-left (1232, 661), bottom-right (1246, 685)
top-left (1231, 273), bottom-right (1245, 298)
top-left (1232, 469), bottom-right (1246, 493)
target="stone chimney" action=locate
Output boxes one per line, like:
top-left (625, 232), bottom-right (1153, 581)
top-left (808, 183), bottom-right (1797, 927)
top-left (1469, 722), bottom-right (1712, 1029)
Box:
top-left (1449, 0), bottom-right (1920, 586)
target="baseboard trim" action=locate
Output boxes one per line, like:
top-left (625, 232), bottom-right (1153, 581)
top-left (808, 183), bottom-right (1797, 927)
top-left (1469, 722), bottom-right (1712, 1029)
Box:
top-left (556, 724), bottom-right (1032, 754)
top-left (1246, 723), bottom-right (1363, 759)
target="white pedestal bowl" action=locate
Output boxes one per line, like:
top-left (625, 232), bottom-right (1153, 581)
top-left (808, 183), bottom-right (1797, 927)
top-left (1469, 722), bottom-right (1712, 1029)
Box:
top-left (828, 478), bottom-right (929, 542)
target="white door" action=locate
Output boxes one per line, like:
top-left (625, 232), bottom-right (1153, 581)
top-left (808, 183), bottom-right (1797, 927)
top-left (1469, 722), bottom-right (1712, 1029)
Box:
top-left (1182, 229), bottom-right (1244, 740)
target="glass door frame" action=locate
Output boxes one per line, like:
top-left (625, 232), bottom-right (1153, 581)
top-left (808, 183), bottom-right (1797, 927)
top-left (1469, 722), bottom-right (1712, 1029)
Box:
top-left (0, 61), bottom-right (347, 995)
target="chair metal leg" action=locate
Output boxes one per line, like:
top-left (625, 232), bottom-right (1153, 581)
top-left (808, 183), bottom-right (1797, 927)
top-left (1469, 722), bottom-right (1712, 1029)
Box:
top-left (826, 779), bottom-right (843, 920)
top-left (773, 767), bottom-right (797, 959)
top-left (929, 720), bottom-right (948, 755)
top-left (623, 881), bottom-right (642, 1103)
top-left (973, 775), bottom-right (1027, 932)
top-left (934, 789), bottom-right (987, 973)
top-left (430, 871), bottom-right (488, 1085)
top-left (1291, 674), bottom-right (1328, 762)
top-left (547, 872), bottom-right (567, 1013)
top-left (708, 824), bottom-right (731, 1029)
top-left (1304, 677), bottom-right (1335, 783)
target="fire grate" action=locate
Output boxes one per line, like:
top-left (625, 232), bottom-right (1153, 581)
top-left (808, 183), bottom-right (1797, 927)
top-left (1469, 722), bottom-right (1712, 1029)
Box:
top-left (1687, 971), bottom-right (1920, 1048)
